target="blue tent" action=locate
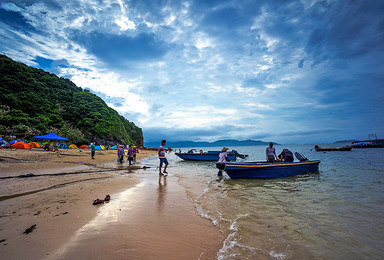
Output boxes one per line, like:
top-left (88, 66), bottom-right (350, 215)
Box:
top-left (33, 132), bottom-right (68, 141)
top-left (10, 139), bottom-right (25, 144)
top-left (58, 143), bottom-right (68, 149)
top-left (95, 145), bottom-right (102, 150)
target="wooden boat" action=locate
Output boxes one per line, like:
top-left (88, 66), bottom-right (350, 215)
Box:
top-left (175, 151), bottom-right (236, 161)
top-left (314, 145), bottom-right (352, 151)
top-left (216, 160), bottom-right (320, 179)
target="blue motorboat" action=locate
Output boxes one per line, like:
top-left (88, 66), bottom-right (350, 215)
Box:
top-left (175, 151), bottom-right (237, 161)
top-left (216, 160), bottom-right (320, 179)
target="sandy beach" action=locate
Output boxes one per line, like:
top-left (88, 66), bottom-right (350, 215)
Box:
top-left (0, 148), bottom-right (222, 259)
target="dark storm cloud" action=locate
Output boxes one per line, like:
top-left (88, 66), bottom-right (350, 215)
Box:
top-left (70, 31), bottom-right (169, 67)
top-left (303, 0), bottom-right (384, 66)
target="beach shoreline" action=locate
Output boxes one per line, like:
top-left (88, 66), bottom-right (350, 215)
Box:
top-left (0, 149), bottom-right (222, 259)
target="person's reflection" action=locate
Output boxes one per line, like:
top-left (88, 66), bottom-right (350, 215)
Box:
top-left (157, 175), bottom-right (167, 212)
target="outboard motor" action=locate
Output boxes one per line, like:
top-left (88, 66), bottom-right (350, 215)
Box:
top-left (294, 152), bottom-right (308, 161)
top-left (230, 150), bottom-right (248, 159)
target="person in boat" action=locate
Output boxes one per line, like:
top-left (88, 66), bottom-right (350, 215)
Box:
top-left (277, 149), bottom-right (294, 162)
top-left (217, 147), bottom-right (230, 177)
top-left (266, 142), bottom-right (277, 162)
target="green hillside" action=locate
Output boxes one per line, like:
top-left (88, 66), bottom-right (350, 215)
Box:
top-left (0, 54), bottom-right (143, 145)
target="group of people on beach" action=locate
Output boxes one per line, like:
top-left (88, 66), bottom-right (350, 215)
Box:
top-left (117, 145), bottom-right (138, 165)
top-left (110, 140), bottom-right (293, 178)
top-left (217, 143), bottom-right (294, 164)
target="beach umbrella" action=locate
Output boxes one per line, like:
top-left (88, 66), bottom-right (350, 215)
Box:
top-left (33, 132), bottom-right (68, 141)
top-left (28, 142), bottom-right (41, 148)
top-left (11, 142), bottom-right (31, 149)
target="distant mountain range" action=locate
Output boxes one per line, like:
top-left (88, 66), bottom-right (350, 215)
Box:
top-left (145, 139), bottom-right (279, 148)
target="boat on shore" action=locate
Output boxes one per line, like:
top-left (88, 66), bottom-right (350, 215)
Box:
top-left (216, 160), bottom-right (320, 179)
top-left (216, 152), bottom-right (320, 179)
top-left (175, 150), bottom-right (237, 161)
top-left (314, 145), bottom-right (352, 151)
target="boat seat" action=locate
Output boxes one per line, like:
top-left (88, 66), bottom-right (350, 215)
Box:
top-left (294, 152), bottom-right (308, 161)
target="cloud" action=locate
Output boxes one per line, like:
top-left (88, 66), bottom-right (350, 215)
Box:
top-left (70, 31), bottom-right (169, 67)
top-left (1, 0), bottom-right (383, 144)
top-left (241, 78), bottom-right (265, 89)
top-left (0, 4), bottom-right (36, 32)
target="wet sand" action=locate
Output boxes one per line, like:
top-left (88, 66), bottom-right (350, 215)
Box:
top-left (0, 149), bottom-right (222, 259)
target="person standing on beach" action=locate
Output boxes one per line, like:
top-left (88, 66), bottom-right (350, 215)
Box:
top-left (127, 145), bottom-right (133, 165)
top-left (217, 147), bottom-right (229, 176)
top-left (90, 141), bottom-right (96, 159)
top-left (117, 145), bottom-right (124, 163)
top-left (266, 142), bottom-right (276, 162)
top-left (132, 146), bottom-right (137, 162)
top-left (158, 140), bottom-right (169, 176)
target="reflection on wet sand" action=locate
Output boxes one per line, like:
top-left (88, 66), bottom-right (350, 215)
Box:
top-left (157, 175), bottom-right (167, 212)
top-left (50, 169), bottom-right (221, 259)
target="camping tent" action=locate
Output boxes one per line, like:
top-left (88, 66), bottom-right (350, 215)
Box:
top-left (111, 145), bottom-right (117, 150)
top-left (1, 140), bottom-right (10, 148)
top-left (33, 132), bottom-right (68, 141)
top-left (11, 142), bottom-right (31, 149)
top-left (10, 139), bottom-right (25, 145)
top-left (68, 144), bottom-right (78, 149)
top-left (95, 145), bottom-right (102, 150)
top-left (28, 142), bottom-right (41, 148)
top-left (79, 145), bottom-right (90, 149)
top-left (100, 145), bottom-right (106, 150)
top-left (58, 143), bottom-right (68, 149)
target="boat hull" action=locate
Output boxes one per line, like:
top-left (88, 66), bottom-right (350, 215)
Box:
top-left (217, 160), bottom-right (320, 179)
top-left (176, 152), bottom-right (236, 161)
top-left (352, 144), bottom-right (384, 148)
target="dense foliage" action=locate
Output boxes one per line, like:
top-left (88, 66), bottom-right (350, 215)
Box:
top-left (0, 54), bottom-right (143, 145)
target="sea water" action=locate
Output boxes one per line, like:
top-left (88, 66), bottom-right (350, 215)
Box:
top-left (145, 145), bottom-right (384, 259)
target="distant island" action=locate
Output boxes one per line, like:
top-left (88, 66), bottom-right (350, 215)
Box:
top-left (145, 139), bottom-right (279, 148)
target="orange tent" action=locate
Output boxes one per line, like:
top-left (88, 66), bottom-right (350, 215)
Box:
top-left (28, 142), bottom-right (41, 148)
top-left (11, 142), bottom-right (31, 149)
top-left (79, 145), bottom-right (90, 149)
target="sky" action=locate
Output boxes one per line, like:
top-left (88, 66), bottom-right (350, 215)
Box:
top-left (0, 0), bottom-right (383, 144)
